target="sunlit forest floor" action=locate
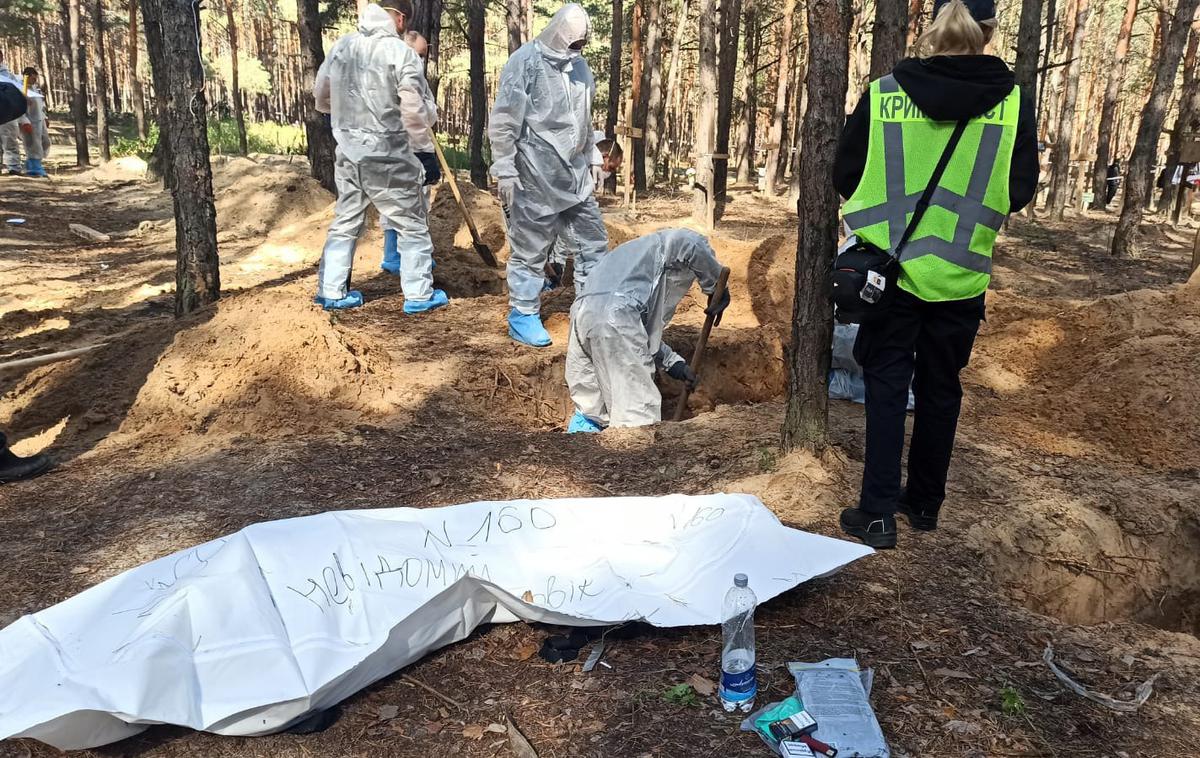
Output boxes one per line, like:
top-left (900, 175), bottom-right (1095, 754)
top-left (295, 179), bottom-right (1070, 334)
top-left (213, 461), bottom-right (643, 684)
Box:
top-left (2, 145), bottom-right (1199, 757)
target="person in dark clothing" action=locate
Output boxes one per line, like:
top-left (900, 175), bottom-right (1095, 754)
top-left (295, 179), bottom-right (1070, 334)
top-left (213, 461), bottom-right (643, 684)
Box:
top-left (1105, 159), bottom-right (1122, 206)
top-left (0, 431), bottom-right (53, 484)
top-left (833, 0), bottom-right (1037, 548)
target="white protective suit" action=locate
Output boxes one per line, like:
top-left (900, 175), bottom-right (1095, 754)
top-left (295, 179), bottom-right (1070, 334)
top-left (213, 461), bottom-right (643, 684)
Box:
top-left (313, 4), bottom-right (436, 303)
top-left (21, 87), bottom-right (50, 161)
top-left (488, 4), bottom-right (608, 315)
top-left (566, 229), bottom-right (723, 428)
top-left (0, 64), bottom-right (25, 172)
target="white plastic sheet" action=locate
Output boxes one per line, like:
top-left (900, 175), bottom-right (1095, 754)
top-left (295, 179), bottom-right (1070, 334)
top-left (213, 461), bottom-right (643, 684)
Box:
top-left (0, 494), bottom-right (872, 750)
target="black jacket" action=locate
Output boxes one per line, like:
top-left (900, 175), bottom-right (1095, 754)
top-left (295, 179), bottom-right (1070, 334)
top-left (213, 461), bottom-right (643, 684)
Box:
top-left (833, 55), bottom-right (1039, 214)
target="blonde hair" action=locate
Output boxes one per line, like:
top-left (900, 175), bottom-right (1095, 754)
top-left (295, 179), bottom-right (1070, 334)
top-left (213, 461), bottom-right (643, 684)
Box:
top-left (915, 0), bottom-right (996, 58)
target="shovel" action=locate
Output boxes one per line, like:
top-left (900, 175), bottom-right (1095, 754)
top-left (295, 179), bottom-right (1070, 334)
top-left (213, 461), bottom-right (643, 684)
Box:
top-left (673, 266), bottom-right (731, 421)
top-left (432, 140), bottom-right (499, 268)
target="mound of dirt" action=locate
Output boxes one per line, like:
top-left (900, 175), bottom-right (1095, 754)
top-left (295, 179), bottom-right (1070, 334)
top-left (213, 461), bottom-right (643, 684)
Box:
top-left (972, 284), bottom-right (1200, 467)
top-left (83, 156), bottom-right (149, 183)
top-left (120, 284), bottom-right (404, 439)
top-left (211, 157), bottom-right (334, 239)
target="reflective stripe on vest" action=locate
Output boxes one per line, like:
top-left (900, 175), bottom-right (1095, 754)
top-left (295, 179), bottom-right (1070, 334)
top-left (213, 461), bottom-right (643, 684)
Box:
top-left (841, 75), bottom-right (1020, 302)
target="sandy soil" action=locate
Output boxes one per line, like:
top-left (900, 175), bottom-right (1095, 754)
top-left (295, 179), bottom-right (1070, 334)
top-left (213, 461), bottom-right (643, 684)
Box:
top-left (1, 157), bottom-right (1199, 758)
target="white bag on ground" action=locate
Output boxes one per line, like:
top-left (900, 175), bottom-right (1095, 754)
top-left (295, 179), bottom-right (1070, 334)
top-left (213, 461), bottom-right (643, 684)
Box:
top-left (0, 494), bottom-right (872, 750)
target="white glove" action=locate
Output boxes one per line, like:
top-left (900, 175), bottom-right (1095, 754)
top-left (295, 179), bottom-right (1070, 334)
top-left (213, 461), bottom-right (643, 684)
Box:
top-left (591, 164), bottom-right (603, 189)
top-left (497, 176), bottom-right (523, 207)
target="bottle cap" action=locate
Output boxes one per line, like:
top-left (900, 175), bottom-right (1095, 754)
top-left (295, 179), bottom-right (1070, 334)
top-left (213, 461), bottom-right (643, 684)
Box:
top-left (734, 573), bottom-right (748, 588)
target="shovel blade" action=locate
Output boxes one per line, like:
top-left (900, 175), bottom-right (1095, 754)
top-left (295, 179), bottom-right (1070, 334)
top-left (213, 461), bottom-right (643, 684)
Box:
top-left (475, 242), bottom-right (499, 268)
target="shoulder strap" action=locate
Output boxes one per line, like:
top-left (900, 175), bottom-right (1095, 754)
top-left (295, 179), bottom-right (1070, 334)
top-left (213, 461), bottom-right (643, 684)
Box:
top-left (890, 119), bottom-right (969, 261)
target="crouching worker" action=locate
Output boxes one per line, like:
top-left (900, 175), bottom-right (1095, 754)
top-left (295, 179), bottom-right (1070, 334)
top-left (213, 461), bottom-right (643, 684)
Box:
top-left (312, 1), bottom-right (446, 313)
top-left (565, 229), bottom-right (730, 432)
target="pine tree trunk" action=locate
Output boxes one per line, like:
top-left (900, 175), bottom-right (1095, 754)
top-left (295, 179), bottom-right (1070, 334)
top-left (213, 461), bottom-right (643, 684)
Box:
top-left (713, 0), bottom-right (742, 200)
top-left (34, 20), bottom-right (53, 110)
top-left (1111, 0), bottom-right (1200, 256)
top-left (467, 0), bottom-right (488, 188)
top-left (224, 0), bottom-right (248, 155)
top-left (906, 0), bottom-right (926, 44)
top-left (1013, 0), bottom-right (1042, 97)
top-left (763, 0), bottom-right (795, 195)
top-left (630, 0), bottom-right (647, 192)
top-left (1036, 0), bottom-right (1057, 123)
top-left (1158, 21), bottom-right (1199, 216)
top-left (869, 0), bottom-right (907, 80)
top-left (68, 0), bottom-right (91, 166)
top-left (506, 0), bottom-right (523, 53)
top-left (1046, 0), bottom-right (1090, 219)
top-left (658, 0), bottom-right (690, 179)
top-left (297, 0), bottom-right (336, 192)
top-left (1089, 0), bottom-right (1137, 210)
top-left (607, 0), bottom-right (624, 138)
top-left (735, 0), bottom-right (759, 185)
top-left (1172, 26), bottom-right (1200, 224)
top-left (424, 0), bottom-right (443, 96)
top-left (642, 0), bottom-right (665, 187)
top-left (139, 0), bottom-right (221, 316)
top-left (94, 0), bottom-right (112, 161)
top-left (693, 0), bottom-right (719, 223)
top-left (783, 0), bottom-right (848, 453)
top-left (108, 28), bottom-right (122, 112)
top-left (778, 47), bottom-right (801, 189)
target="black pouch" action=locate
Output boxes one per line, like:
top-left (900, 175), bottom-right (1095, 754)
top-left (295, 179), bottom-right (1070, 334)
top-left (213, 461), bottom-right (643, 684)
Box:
top-left (834, 118), bottom-right (969, 324)
top-left (832, 241), bottom-right (898, 324)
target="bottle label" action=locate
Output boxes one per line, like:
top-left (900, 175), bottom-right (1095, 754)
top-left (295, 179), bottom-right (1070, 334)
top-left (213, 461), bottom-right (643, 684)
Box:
top-left (720, 665), bottom-right (757, 700)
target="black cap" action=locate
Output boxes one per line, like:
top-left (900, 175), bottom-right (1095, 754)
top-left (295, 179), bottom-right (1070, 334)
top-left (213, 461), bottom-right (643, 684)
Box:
top-left (933, 0), bottom-right (996, 22)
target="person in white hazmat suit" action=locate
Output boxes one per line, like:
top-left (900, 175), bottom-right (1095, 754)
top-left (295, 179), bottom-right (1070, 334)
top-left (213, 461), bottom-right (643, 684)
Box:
top-left (565, 229), bottom-right (731, 432)
top-left (312, 1), bottom-right (446, 313)
top-left (19, 68), bottom-right (50, 178)
top-left (381, 30), bottom-right (440, 274)
top-left (489, 3), bottom-right (608, 348)
top-left (0, 53), bottom-right (26, 175)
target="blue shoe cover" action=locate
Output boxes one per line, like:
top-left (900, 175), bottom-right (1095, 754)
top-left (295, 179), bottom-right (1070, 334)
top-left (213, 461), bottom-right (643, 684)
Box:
top-left (566, 411), bottom-right (603, 434)
top-left (314, 290), bottom-right (364, 310)
top-left (28, 159), bottom-right (47, 178)
top-left (403, 288), bottom-right (449, 314)
top-left (508, 309), bottom-right (552, 347)
top-left (380, 229), bottom-right (401, 275)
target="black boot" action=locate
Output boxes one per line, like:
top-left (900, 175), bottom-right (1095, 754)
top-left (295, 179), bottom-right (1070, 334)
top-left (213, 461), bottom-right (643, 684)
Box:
top-left (839, 508), bottom-right (897, 549)
top-left (0, 447), bottom-right (53, 484)
top-left (897, 493), bottom-right (939, 531)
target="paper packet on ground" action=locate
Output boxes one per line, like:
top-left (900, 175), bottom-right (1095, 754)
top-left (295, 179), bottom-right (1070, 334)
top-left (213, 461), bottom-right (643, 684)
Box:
top-left (788, 658), bottom-right (889, 757)
top-left (0, 494), bottom-right (873, 750)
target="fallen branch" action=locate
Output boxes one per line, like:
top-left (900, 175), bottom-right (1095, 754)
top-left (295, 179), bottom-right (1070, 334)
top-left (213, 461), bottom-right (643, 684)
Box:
top-left (0, 342), bottom-right (107, 372)
top-left (400, 674), bottom-right (466, 712)
top-left (1043, 643), bottom-right (1160, 713)
top-left (69, 223), bottom-right (112, 243)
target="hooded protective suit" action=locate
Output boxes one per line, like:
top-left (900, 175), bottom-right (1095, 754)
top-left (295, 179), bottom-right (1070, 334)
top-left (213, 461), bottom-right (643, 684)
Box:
top-left (313, 4), bottom-right (437, 305)
top-left (566, 229), bottom-right (724, 428)
top-left (488, 4), bottom-right (608, 317)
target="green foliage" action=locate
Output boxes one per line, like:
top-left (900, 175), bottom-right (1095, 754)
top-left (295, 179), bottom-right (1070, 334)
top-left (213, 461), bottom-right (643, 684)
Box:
top-left (209, 119), bottom-right (307, 155)
top-left (1000, 686), bottom-right (1027, 717)
top-left (112, 119), bottom-right (306, 158)
top-left (662, 684), bottom-right (700, 707)
top-left (210, 53), bottom-right (273, 96)
top-left (112, 124), bottom-right (161, 160)
top-left (0, 0), bottom-right (50, 36)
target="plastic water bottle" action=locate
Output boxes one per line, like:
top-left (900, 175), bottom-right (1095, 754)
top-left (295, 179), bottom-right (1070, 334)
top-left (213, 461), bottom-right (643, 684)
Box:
top-left (719, 573), bottom-right (757, 712)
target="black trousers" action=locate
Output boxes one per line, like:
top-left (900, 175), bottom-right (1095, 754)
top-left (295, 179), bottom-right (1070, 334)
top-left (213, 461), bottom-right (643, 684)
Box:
top-left (854, 289), bottom-right (985, 515)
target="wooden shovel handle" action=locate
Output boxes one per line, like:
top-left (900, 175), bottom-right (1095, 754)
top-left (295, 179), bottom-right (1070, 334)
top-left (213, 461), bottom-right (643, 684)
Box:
top-left (673, 266), bottom-right (731, 422)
